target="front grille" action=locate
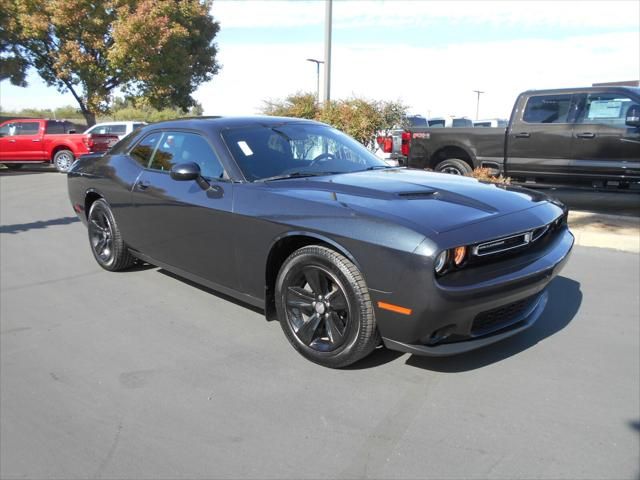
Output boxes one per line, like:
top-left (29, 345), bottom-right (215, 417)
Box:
top-left (472, 231), bottom-right (531, 257)
top-left (469, 213), bottom-right (566, 261)
top-left (471, 295), bottom-right (537, 336)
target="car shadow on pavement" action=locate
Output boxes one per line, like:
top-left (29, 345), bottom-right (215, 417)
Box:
top-left (0, 216), bottom-right (79, 234)
top-left (404, 276), bottom-right (582, 372)
top-left (157, 269), bottom-right (264, 316)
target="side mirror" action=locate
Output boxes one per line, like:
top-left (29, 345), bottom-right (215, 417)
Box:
top-left (626, 104), bottom-right (640, 127)
top-left (170, 162), bottom-right (201, 181)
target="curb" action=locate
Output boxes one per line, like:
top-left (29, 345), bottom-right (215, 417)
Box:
top-left (568, 211), bottom-right (640, 253)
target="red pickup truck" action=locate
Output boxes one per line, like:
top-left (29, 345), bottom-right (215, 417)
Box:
top-left (0, 118), bottom-right (119, 172)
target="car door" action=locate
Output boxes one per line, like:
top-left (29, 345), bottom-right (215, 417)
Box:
top-left (570, 91), bottom-right (640, 179)
top-left (506, 93), bottom-right (576, 178)
top-left (13, 121), bottom-right (44, 161)
top-left (0, 122), bottom-right (17, 160)
top-left (127, 130), bottom-right (238, 290)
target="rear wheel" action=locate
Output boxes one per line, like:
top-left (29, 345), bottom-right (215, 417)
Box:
top-left (88, 198), bottom-right (135, 271)
top-left (434, 158), bottom-right (473, 176)
top-left (275, 245), bottom-right (378, 368)
top-left (54, 149), bottom-right (75, 173)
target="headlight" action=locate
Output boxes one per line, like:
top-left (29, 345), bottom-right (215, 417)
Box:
top-left (453, 246), bottom-right (467, 266)
top-left (434, 250), bottom-right (448, 274)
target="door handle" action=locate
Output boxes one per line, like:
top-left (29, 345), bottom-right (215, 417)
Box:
top-left (576, 132), bottom-right (596, 139)
top-left (134, 180), bottom-right (151, 191)
top-left (514, 132), bottom-right (530, 138)
top-left (32, 139), bottom-right (41, 142)
top-left (8, 139), bottom-right (16, 143)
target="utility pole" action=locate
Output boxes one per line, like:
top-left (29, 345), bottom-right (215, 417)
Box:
top-left (473, 89), bottom-right (485, 120)
top-left (323, 0), bottom-right (332, 103)
top-left (306, 59), bottom-right (324, 103)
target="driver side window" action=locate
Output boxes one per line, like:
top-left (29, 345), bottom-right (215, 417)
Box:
top-left (148, 132), bottom-right (225, 180)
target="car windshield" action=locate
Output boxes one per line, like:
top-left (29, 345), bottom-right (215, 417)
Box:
top-left (221, 123), bottom-right (390, 182)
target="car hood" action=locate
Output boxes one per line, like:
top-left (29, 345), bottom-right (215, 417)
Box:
top-left (265, 169), bottom-right (554, 235)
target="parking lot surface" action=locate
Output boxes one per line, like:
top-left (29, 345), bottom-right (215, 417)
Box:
top-left (1, 169), bottom-right (639, 479)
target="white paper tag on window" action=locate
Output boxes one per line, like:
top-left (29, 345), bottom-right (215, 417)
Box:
top-left (238, 141), bottom-right (253, 156)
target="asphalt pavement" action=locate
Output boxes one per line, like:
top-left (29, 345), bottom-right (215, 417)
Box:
top-left (1, 169), bottom-right (639, 479)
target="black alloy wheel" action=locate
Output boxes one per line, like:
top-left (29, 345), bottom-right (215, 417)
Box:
top-left (285, 265), bottom-right (350, 352)
top-left (88, 199), bottom-right (135, 271)
top-left (276, 245), bottom-right (378, 368)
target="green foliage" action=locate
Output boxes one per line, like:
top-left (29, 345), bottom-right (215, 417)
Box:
top-left (4, 0), bottom-right (220, 125)
top-left (261, 92), bottom-right (408, 150)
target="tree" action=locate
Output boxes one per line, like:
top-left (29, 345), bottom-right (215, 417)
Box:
top-left (4, 0), bottom-right (220, 126)
top-left (263, 92), bottom-right (319, 120)
top-left (262, 92), bottom-right (407, 150)
top-left (0, 0), bottom-right (28, 86)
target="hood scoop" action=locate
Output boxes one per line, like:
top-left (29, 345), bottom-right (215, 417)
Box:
top-left (397, 190), bottom-right (438, 199)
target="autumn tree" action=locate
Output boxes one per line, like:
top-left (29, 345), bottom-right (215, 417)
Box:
top-left (3, 0), bottom-right (220, 125)
top-left (262, 92), bottom-right (408, 150)
top-left (0, 0), bottom-right (27, 86)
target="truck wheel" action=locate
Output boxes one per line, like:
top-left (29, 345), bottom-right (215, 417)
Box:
top-left (54, 149), bottom-right (75, 173)
top-left (434, 158), bottom-right (473, 176)
top-left (4, 164), bottom-right (22, 170)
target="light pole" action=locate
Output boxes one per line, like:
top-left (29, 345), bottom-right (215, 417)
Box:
top-left (306, 58), bottom-right (324, 103)
top-left (323, 0), bottom-right (332, 103)
top-left (473, 89), bottom-right (485, 120)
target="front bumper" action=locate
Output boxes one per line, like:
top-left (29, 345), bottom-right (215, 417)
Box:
top-left (374, 227), bottom-right (574, 356)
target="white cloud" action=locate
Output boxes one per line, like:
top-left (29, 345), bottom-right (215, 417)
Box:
top-left (195, 31), bottom-right (639, 119)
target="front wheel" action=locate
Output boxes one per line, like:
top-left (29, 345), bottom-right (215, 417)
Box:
top-left (53, 149), bottom-right (75, 173)
top-left (275, 245), bottom-right (378, 368)
top-left (434, 158), bottom-right (473, 176)
top-left (88, 198), bottom-right (135, 271)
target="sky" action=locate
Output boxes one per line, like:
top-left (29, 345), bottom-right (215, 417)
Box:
top-left (1, 0), bottom-right (639, 120)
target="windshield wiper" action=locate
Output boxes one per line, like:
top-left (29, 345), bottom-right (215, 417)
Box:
top-left (360, 165), bottom-right (399, 171)
top-left (259, 171), bottom-right (340, 182)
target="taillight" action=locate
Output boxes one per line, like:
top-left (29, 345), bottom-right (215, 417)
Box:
top-left (83, 135), bottom-right (95, 150)
top-left (401, 131), bottom-right (411, 157)
top-left (376, 135), bottom-right (393, 153)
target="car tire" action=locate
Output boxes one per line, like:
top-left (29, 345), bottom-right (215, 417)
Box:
top-left (87, 198), bottom-right (135, 271)
top-left (275, 245), bottom-right (378, 368)
top-left (4, 164), bottom-right (23, 170)
top-left (53, 149), bottom-right (75, 173)
top-left (434, 158), bottom-right (473, 176)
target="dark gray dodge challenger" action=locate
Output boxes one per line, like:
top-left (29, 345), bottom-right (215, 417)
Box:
top-left (68, 117), bottom-right (574, 368)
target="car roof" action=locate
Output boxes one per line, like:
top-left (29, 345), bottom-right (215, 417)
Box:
top-left (142, 116), bottom-right (323, 131)
top-left (522, 86), bottom-right (640, 96)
